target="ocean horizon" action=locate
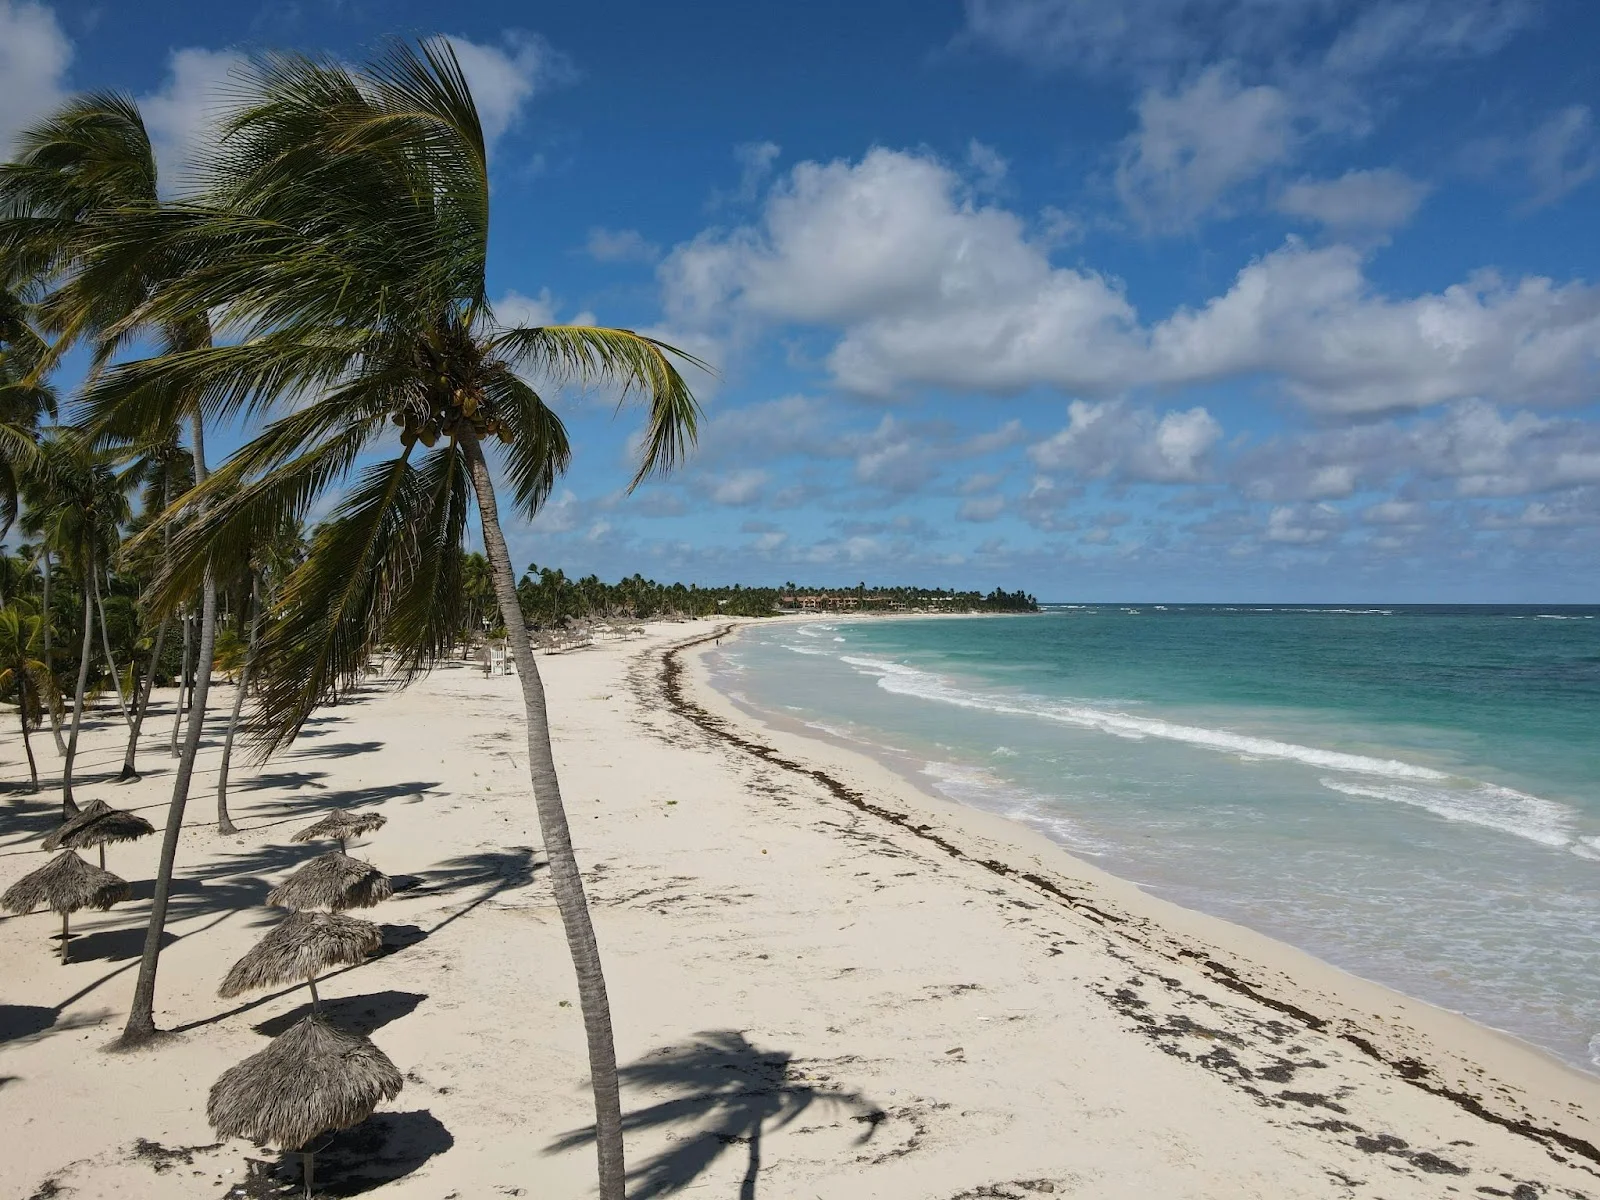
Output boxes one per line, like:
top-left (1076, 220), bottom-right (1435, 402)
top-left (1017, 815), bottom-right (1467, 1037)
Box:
top-left (706, 604), bottom-right (1600, 1074)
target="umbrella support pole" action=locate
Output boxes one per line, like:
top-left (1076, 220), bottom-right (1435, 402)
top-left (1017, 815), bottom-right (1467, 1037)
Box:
top-left (302, 1150), bottom-right (314, 1198)
top-left (60, 913), bottom-right (69, 965)
top-left (308, 976), bottom-right (320, 1013)
top-left (98, 845), bottom-right (105, 870)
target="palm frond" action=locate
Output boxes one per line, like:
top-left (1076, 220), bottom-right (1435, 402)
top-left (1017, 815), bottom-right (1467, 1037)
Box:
top-left (480, 367), bottom-right (570, 519)
top-left (488, 325), bottom-right (705, 488)
top-left (245, 446), bottom-right (450, 755)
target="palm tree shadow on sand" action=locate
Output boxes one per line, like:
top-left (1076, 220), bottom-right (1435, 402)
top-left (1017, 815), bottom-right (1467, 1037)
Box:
top-left (548, 1032), bottom-right (882, 1199)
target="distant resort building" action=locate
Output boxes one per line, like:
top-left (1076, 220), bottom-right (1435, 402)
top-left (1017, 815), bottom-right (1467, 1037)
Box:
top-left (777, 593), bottom-right (972, 613)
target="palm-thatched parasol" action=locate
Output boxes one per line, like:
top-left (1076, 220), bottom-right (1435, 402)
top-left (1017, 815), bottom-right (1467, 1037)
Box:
top-left (289, 810), bottom-right (387, 855)
top-left (220, 910), bottom-right (382, 1011)
top-left (267, 852), bottom-right (393, 914)
top-left (208, 1014), bottom-right (403, 1198)
top-left (42, 797), bottom-right (155, 869)
top-left (1, 849), bottom-right (130, 963)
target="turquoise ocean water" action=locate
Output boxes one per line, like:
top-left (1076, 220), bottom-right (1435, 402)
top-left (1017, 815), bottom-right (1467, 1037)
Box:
top-left (706, 606), bottom-right (1600, 1072)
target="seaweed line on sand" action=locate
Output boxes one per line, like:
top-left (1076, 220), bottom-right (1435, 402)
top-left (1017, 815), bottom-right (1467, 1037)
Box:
top-left (655, 625), bottom-right (1600, 1171)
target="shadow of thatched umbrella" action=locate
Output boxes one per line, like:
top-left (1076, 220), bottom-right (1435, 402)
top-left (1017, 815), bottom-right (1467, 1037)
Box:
top-left (290, 811), bottom-right (387, 856)
top-left (221, 911), bottom-right (382, 1015)
top-left (2, 850), bottom-right (130, 964)
top-left (42, 798), bottom-right (155, 869)
top-left (268, 852), bottom-right (393, 914)
top-left (209, 1013), bottom-right (403, 1199)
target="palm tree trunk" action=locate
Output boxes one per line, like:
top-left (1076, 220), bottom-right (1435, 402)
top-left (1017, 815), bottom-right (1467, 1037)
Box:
top-left (122, 414), bottom-right (218, 1045)
top-left (19, 679), bottom-right (38, 789)
top-left (170, 607), bottom-right (191, 756)
top-left (41, 549), bottom-right (65, 755)
top-left (460, 429), bottom-right (625, 1199)
top-left (119, 614), bottom-right (170, 780)
top-left (93, 567), bottom-right (132, 726)
top-left (62, 550), bottom-right (96, 817)
top-left (216, 571), bottom-right (261, 835)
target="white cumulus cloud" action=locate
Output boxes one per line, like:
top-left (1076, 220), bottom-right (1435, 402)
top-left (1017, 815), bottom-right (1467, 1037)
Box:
top-left (445, 31), bottom-right (574, 147)
top-left (0, 1), bottom-right (71, 156)
top-left (1277, 168), bottom-right (1429, 234)
top-left (1116, 65), bottom-right (1295, 230)
top-left (664, 151), bottom-right (1600, 415)
top-left (139, 48), bottom-right (248, 195)
top-left (1029, 400), bottom-right (1222, 483)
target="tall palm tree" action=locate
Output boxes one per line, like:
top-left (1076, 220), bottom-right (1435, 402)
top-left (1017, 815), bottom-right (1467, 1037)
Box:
top-left (0, 283), bottom-right (54, 531)
top-left (94, 42), bottom-right (704, 1194)
top-left (91, 556), bottom-right (132, 726)
top-left (215, 513), bottom-right (303, 834)
top-left (0, 600), bottom-right (57, 790)
top-left (117, 431), bottom-right (191, 779)
top-left (1, 286), bottom-right (59, 755)
top-left (25, 431), bottom-right (131, 815)
top-left (1, 91), bottom-right (223, 999)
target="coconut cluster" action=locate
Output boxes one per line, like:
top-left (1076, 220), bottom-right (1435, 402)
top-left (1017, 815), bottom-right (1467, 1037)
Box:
top-left (392, 387), bottom-right (515, 449)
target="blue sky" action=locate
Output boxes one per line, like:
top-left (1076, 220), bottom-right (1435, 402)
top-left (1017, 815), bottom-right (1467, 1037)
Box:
top-left (3, 0), bottom-right (1599, 601)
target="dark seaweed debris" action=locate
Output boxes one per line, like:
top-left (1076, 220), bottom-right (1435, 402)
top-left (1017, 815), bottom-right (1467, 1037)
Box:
top-left (658, 627), bottom-right (1600, 1173)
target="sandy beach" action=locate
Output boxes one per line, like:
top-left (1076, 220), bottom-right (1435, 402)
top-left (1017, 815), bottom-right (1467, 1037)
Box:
top-left (3, 618), bottom-right (1598, 1199)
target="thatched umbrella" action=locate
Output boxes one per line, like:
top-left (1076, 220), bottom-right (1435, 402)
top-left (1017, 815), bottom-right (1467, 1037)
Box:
top-left (289, 810), bottom-right (387, 855)
top-left (220, 910), bottom-right (382, 1011)
top-left (42, 797), bottom-right (155, 869)
top-left (208, 1014), bottom-right (403, 1198)
top-left (267, 852), bottom-right (393, 914)
top-left (1, 849), bottom-right (130, 963)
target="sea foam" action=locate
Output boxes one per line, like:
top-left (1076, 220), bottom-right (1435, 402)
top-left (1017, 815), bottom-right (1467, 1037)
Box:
top-left (836, 653), bottom-right (1589, 857)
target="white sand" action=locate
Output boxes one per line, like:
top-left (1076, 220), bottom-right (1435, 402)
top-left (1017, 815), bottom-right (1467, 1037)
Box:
top-left (1, 619), bottom-right (1597, 1199)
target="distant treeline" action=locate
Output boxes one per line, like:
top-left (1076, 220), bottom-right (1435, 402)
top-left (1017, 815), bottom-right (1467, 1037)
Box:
top-left (508, 564), bottom-right (1038, 626)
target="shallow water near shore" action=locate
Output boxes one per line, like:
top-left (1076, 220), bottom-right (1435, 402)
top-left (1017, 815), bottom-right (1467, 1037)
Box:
top-left (707, 605), bottom-right (1600, 1074)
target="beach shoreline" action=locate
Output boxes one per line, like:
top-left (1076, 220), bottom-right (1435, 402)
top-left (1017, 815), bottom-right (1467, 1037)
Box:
top-left (673, 619), bottom-right (1600, 1157)
top-left (3, 617), bottom-right (1598, 1198)
top-left (696, 613), bottom-right (1600, 1073)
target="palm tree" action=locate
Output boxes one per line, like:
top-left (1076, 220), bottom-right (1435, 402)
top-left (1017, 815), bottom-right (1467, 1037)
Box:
top-left (0, 601), bottom-right (58, 790)
top-left (1, 286), bottom-right (59, 753)
top-left (0, 283), bottom-right (53, 531)
top-left (117, 432), bottom-right (191, 779)
top-left (25, 431), bottom-right (131, 815)
top-left (1, 91), bottom-right (222, 1024)
top-left (216, 513), bottom-right (302, 834)
top-left (92, 42), bottom-right (704, 1193)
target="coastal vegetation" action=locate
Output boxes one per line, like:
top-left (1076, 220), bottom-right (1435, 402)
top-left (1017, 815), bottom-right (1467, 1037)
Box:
top-left (515, 563), bottom-right (1040, 623)
top-left (0, 36), bottom-right (701, 1199)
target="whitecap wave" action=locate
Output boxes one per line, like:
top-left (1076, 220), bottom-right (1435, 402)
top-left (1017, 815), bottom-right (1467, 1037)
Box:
top-left (783, 645), bottom-right (829, 656)
top-left (839, 655), bottom-right (1452, 781)
top-left (1315, 777), bottom-right (1579, 851)
top-left (836, 653), bottom-right (1588, 857)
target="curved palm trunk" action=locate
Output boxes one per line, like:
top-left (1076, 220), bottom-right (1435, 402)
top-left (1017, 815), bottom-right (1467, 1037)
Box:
top-left (170, 608), bottom-right (191, 756)
top-left (62, 550), bottom-right (96, 817)
top-left (18, 678), bottom-right (38, 790)
top-left (461, 430), bottom-right (625, 1198)
top-left (122, 414), bottom-right (218, 1044)
top-left (216, 571), bottom-right (261, 835)
top-left (93, 567), bottom-right (132, 726)
top-left (41, 549), bottom-right (65, 755)
top-left (119, 614), bottom-right (170, 780)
